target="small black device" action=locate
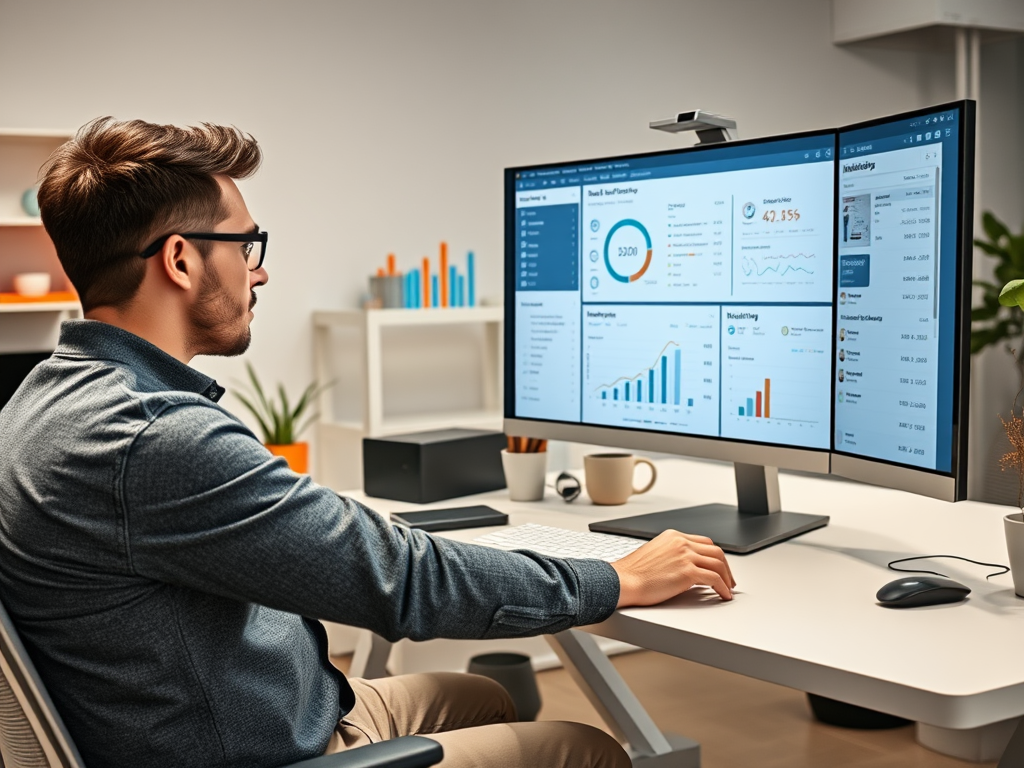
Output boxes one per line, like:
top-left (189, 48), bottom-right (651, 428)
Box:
top-left (390, 505), bottom-right (508, 532)
top-left (876, 576), bottom-right (971, 608)
top-left (363, 428), bottom-right (506, 503)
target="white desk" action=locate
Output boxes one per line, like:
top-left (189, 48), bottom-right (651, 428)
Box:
top-left (345, 457), bottom-right (1024, 765)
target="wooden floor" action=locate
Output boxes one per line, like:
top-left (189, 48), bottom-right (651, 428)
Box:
top-left (333, 650), bottom-right (997, 767)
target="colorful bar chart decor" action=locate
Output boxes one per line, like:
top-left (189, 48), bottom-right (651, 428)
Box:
top-left (747, 398), bottom-right (754, 416)
top-left (369, 244), bottom-right (477, 310)
top-left (764, 378), bottom-right (771, 418)
top-left (440, 242), bottom-right (448, 308)
top-left (756, 391), bottom-right (762, 418)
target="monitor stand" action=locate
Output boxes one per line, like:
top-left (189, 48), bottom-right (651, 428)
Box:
top-left (588, 463), bottom-right (829, 554)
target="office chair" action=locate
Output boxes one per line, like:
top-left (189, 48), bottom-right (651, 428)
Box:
top-left (0, 596), bottom-right (441, 768)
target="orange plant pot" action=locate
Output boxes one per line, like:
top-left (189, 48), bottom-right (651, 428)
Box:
top-left (265, 442), bottom-right (309, 474)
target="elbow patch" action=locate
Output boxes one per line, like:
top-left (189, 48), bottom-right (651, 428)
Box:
top-left (483, 604), bottom-right (573, 639)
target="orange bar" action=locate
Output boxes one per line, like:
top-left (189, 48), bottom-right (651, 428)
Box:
top-left (755, 391), bottom-right (762, 418)
top-left (387, 253), bottom-right (396, 276)
top-left (764, 378), bottom-right (771, 418)
top-left (376, 267), bottom-right (385, 277)
top-left (422, 257), bottom-right (430, 307)
top-left (440, 242), bottom-right (449, 308)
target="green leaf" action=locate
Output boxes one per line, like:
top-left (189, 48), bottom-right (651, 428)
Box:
top-left (983, 211), bottom-right (1011, 244)
top-left (1000, 280), bottom-right (1024, 308)
top-left (972, 304), bottom-right (1000, 322)
top-left (234, 391), bottom-right (274, 443)
top-left (975, 239), bottom-right (1007, 258)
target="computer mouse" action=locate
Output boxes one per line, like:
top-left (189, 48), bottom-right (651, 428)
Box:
top-left (876, 576), bottom-right (971, 608)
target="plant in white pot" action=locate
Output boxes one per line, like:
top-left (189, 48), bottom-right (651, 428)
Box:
top-left (994, 279), bottom-right (1024, 597)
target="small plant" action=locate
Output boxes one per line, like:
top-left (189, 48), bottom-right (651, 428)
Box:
top-left (233, 362), bottom-right (327, 445)
top-left (1000, 351), bottom-right (1024, 512)
top-left (972, 212), bottom-right (1024, 356)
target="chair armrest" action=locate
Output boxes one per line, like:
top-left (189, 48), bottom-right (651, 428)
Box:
top-left (280, 735), bottom-right (443, 768)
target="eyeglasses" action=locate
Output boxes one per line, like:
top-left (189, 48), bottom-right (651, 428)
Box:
top-left (140, 231), bottom-right (268, 271)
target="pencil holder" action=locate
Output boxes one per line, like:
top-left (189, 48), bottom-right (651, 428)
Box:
top-left (500, 449), bottom-right (547, 502)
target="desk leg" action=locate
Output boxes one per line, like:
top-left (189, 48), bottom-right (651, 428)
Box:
top-left (349, 630), bottom-right (393, 679)
top-left (999, 718), bottom-right (1024, 768)
top-left (547, 630), bottom-right (700, 768)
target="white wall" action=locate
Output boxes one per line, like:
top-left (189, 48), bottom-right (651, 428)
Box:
top-left (1, 0), bottom-right (1020, 495)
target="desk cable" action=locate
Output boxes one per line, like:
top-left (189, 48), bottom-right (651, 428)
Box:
top-left (887, 555), bottom-right (1009, 580)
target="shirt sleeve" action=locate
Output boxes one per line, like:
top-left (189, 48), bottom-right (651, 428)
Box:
top-left (120, 400), bottom-right (619, 642)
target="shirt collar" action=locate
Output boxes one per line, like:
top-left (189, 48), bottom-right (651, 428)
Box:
top-left (54, 320), bottom-right (225, 402)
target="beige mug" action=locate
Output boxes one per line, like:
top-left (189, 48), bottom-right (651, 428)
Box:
top-left (583, 453), bottom-right (657, 505)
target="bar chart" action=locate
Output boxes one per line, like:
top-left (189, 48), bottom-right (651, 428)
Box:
top-left (582, 304), bottom-right (719, 436)
top-left (720, 304), bottom-right (831, 449)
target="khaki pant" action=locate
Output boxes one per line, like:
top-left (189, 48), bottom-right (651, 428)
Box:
top-left (325, 672), bottom-right (630, 768)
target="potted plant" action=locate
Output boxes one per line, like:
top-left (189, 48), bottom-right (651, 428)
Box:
top-left (991, 273), bottom-right (1024, 597)
top-left (971, 211), bottom-right (1024, 358)
top-left (233, 362), bottom-right (327, 474)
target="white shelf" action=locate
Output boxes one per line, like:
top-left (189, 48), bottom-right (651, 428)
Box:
top-left (313, 305), bottom-right (504, 490)
top-left (0, 301), bottom-right (79, 314)
top-left (314, 306), bottom-right (503, 328)
top-left (0, 129), bottom-right (73, 140)
top-left (0, 217), bottom-right (43, 227)
top-left (833, 0), bottom-right (1024, 46)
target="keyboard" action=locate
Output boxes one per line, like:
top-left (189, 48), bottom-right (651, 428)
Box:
top-left (474, 523), bottom-right (644, 562)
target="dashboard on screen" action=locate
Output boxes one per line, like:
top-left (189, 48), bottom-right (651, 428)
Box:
top-left (509, 134), bottom-right (836, 452)
top-left (833, 105), bottom-right (967, 476)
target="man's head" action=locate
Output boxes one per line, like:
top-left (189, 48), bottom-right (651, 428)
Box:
top-left (38, 118), bottom-right (267, 358)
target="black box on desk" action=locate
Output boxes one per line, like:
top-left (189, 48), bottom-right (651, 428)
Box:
top-left (362, 428), bottom-right (507, 503)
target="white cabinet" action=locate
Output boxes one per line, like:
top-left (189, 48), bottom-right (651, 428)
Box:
top-left (0, 129), bottom-right (80, 354)
top-left (312, 307), bottom-right (504, 490)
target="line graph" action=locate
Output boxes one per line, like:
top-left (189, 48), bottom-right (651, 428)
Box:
top-left (741, 252), bottom-right (817, 278)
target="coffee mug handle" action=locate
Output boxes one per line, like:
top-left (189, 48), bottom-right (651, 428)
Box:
top-left (632, 458), bottom-right (657, 495)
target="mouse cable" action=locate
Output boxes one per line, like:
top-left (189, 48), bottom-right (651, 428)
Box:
top-left (887, 555), bottom-right (1009, 580)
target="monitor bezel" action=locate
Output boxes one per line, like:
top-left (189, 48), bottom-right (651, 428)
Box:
top-left (829, 100), bottom-right (974, 501)
top-left (503, 128), bottom-right (838, 474)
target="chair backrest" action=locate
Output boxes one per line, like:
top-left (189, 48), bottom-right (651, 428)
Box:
top-left (0, 597), bottom-right (84, 768)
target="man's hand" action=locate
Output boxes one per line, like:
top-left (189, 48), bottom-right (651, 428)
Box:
top-left (611, 530), bottom-right (735, 607)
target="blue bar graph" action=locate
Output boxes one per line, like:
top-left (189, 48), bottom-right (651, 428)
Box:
top-left (431, 275), bottom-right (439, 308)
top-left (661, 356), bottom-right (667, 404)
top-left (648, 369), bottom-right (655, 403)
top-left (614, 388), bottom-right (619, 401)
top-left (467, 252), bottom-right (476, 307)
top-left (458, 275), bottom-right (465, 308)
top-left (674, 350), bottom-right (681, 405)
top-left (687, 398), bottom-right (694, 407)
top-left (625, 381), bottom-right (630, 401)
top-left (746, 397), bottom-right (754, 416)
top-left (449, 265), bottom-right (457, 306)
top-left (638, 380), bottom-right (643, 402)
top-left (739, 406), bottom-right (745, 416)
top-left (602, 391), bottom-right (607, 400)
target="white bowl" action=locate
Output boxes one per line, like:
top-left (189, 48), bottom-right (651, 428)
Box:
top-left (13, 272), bottom-right (51, 297)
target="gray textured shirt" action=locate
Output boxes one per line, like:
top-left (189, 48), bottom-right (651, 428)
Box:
top-left (0, 320), bottom-right (619, 768)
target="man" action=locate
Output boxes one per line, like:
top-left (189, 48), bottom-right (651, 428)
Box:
top-left (0, 118), bottom-right (734, 768)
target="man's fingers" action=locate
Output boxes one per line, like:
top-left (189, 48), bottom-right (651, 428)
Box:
top-left (685, 539), bottom-right (736, 588)
top-left (693, 567), bottom-right (733, 601)
top-left (690, 554), bottom-right (733, 590)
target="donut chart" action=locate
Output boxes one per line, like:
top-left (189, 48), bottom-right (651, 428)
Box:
top-left (603, 219), bottom-right (653, 283)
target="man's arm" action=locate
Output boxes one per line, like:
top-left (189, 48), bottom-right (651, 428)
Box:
top-left (121, 402), bottom-right (619, 641)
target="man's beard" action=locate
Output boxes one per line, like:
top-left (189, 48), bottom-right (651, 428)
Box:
top-left (186, 267), bottom-right (255, 358)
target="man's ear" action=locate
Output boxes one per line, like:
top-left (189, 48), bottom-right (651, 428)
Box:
top-left (157, 235), bottom-right (197, 292)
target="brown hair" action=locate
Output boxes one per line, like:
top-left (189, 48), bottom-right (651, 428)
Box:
top-left (38, 117), bottom-right (262, 311)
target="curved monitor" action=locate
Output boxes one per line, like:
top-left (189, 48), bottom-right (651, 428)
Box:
top-left (830, 102), bottom-right (974, 501)
top-left (504, 130), bottom-right (837, 474)
top-left (504, 101), bottom-right (974, 523)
